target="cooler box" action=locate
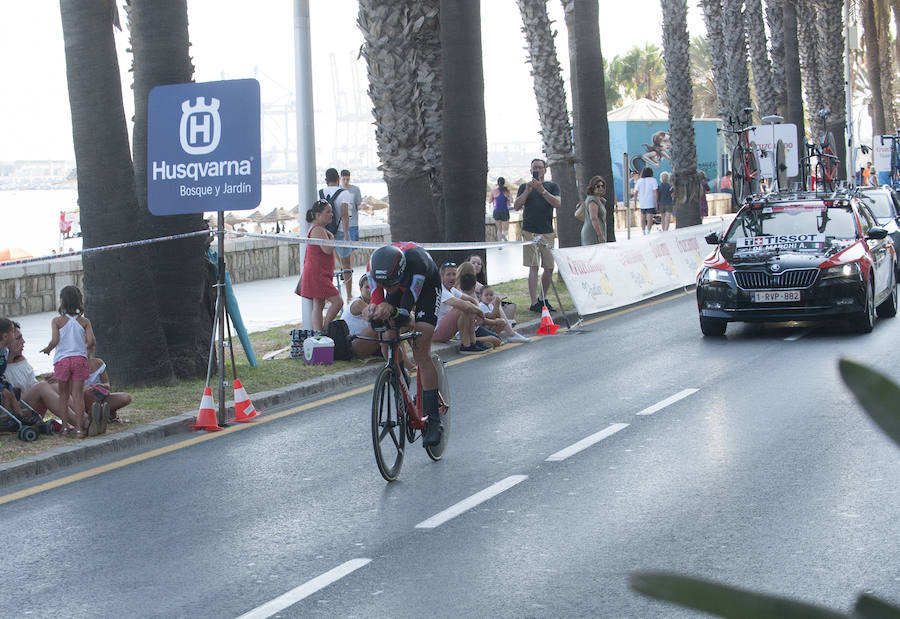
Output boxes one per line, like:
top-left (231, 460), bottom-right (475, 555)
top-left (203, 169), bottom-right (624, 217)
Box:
top-left (303, 335), bottom-right (334, 365)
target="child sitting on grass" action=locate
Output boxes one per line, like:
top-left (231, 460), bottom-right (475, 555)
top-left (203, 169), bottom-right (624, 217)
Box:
top-left (480, 286), bottom-right (530, 344)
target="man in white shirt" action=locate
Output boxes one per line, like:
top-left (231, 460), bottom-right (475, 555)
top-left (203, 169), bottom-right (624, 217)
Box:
top-left (431, 262), bottom-right (489, 354)
top-left (318, 168), bottom-right (356, 299)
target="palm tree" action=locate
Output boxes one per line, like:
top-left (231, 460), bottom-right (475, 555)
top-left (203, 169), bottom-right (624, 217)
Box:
top-left (357, 1), bottom-right (444, 243)
top-left (765, 0), bottom-right (787, 114)
top-left (571, 0), bottom-right (616, 242)
top-left (814, 0), bottom-right (847, 179)
top-left (860, 0), bottom-right (886, 134)
top-left (126, 0), bottom-right (212, 378)
top-left (662, 0), bottom-right (701, 228)
top-left (59, 0), bottom-right (174, 385)
top-left (781, 0), bottom-right (807, 145)
top-left (874, 0), bottom-right (897, 129)
top-left (517, 0), bottom-right (581, 247)
top-left (745, 0), bottom-right (778, 116)
top-left (689, 36), bottom-right (719, 118)
top-left (699, 0), bottom-right (732, 144)
top-left (440, 0), bottom-right (487, 252)
top-left (722, 0), bottom-right (753, 122)
top-left (797, 0), bottom-right (825, 142)
top-left (608, 44), bottom-right (667, 102)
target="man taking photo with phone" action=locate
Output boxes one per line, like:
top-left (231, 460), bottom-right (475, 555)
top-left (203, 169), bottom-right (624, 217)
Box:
top-left (513, 158), bottom-right (561, 313)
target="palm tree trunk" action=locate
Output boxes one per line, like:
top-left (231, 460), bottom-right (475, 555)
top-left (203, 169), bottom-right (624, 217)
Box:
top-left (570, 0), bottom-right (616, 241)
top-left (517, 0), bottom-right (582, 246)
top-left (662, 0), bottom-right (701, 228)
top-left (782, 0), bottom-right (807, 146)
top-left (861, 0), bottom-right (886, 134)
top-left (358, 1), bottom-right (443, 243)
top-left (700, 0), bottom-right (735, 147)
top-left (798, 0), bottom-right (826, 143)
top-left (814, 0), bottom-right (847, 179)
top-left (766, 0), bottom-right (788, 114)
top-left (59, 0), bottom-right (174, 385)
top-left (722, 0), bottom-right (753, 121)
top-left (745, 0), bottom-right (778, 116)
top-left (875, 0), bottom-right (897, 128)
top-left (440, 0), bottom-right (487, 254)
top-left (127, 0), bottom-right (212, 378)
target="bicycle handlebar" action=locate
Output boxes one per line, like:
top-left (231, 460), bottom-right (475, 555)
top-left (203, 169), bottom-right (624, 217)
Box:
top-left (355, 330), bottom-right (421, 346)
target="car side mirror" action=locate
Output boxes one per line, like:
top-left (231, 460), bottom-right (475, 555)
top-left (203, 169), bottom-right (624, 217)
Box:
top-left (705, 232), bottom-right (721, 245)
top-left (867, 226), bottom-right (888, 240)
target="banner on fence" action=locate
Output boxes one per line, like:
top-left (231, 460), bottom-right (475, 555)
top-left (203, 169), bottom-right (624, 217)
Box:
top-left (552, 221), bottom-right (729, 316)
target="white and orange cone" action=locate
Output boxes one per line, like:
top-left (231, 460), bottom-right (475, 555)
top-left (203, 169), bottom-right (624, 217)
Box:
top-left (191, 386), bottom-right (224, 431)
top-left (535, 305), bottom-right (559, 335)
top-left (229, 379), bottom-right (261, 423)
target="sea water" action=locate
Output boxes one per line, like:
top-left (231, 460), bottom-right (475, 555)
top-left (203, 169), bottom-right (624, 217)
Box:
top-left (0, 182), bottom-right (389, 257)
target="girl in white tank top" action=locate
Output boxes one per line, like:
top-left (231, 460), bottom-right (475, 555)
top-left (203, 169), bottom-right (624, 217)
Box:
top-left (40, 285), bottom-right (96, 438)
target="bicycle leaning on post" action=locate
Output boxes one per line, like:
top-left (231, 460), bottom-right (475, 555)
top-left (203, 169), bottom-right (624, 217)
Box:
top-left (722, 107), bottom-right (760, 204)
top-left (356, 323), bottom-right (451, 482)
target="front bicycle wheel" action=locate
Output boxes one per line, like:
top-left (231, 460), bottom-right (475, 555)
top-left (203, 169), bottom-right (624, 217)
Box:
top-left (731, 144), bottom-right (749, 204)
top-left (372, 366), bottom-right (406, 481)
top-left (746, 141), bottom-right (761, 195)
top-left (425, 353), bottom-right (451, 462)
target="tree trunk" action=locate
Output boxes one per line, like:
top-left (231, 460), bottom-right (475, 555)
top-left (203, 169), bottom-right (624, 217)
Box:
top-left (700, 0), bottom-right (734, 147)
top-left (440, 0), bottom-right (487, 253)
top-left (815, 0), bottom-right (847, 179)
top-left (745, 0), bottom-right (778, 116)
top-left (798, 0), bottom-right (825, 143)
top-left (722, 0), bottom-right (753, 122)
top-left (662, 0), bottom-right (702, 228)
top-left (517, 0), bottom-right (582, 246)
top-left (571, 0), bottom-right (616, 241)
top-left (59, 0), bottom-right (174, 385)
top-left (127, 0), bottom-right (212, 378)
top-left (358, 1), bottom-right (443, 242)
top-left (782, 0), bottom-right (807, 148)
top-left (766, 0), bottom-right (788, 115)
top-left (861, 0), bottom-right (886, 134)
top-left (875, 0), bottom-right (897, 129)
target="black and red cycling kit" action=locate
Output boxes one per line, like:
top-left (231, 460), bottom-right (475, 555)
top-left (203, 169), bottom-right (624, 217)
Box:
top-left (367, 242), bottom-right (442, 326)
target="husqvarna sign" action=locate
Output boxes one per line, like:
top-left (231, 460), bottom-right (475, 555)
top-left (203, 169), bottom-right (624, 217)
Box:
top-left (148, 78), bottom-right (261, 215)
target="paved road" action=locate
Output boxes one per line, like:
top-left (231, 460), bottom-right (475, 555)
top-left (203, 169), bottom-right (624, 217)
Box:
top-left (2, 291), bottom-right (899, 617)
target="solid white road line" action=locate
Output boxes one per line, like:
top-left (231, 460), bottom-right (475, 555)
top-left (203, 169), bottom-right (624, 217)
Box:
top-left (415, 475), bottom-right (529, 529)
top-left (545, 423), bottom-right (630, 462)
top-left (237, 558), bottom-right (372, 619)
top-left (635, 388), bottom-right (699, 416)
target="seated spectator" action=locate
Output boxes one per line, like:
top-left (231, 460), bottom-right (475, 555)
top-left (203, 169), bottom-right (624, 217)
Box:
top-left (344, 274), bottom-right (382, 359)
top-left (466, 253), bottom-right (487, 297)
top-left (480, 286), bottom-right (530, 343)
top-left (455, 267), bottom-right (502, 349)
top-left (83, 357), bottom-right (132, 424)
top-left (432, 261), bottom-right (490, 354)
top-left (0, 318), bottom-right (28, 424)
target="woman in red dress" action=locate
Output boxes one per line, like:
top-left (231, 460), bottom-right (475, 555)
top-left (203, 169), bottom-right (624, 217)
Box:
top-left (300, 200), bottom-right (344, 331)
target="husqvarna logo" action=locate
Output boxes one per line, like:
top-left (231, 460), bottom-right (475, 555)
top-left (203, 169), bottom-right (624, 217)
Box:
top-left (179, 97), bottom-right (221, 155)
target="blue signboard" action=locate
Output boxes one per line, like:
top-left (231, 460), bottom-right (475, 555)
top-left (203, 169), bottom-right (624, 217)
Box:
top-left (147, 78), bottom-right (261, 215)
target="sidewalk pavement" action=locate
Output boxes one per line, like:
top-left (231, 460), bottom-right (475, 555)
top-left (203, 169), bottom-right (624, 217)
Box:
top-left (0, 310), bottom-right (577, 489)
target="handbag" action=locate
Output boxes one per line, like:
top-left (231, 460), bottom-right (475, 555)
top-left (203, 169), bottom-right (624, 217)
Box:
top-left (574, 200), bottom-right (586, 222)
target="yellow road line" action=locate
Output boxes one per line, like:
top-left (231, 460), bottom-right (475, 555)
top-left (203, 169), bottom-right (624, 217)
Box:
top-left (0, 290), bottom-right (688, 505)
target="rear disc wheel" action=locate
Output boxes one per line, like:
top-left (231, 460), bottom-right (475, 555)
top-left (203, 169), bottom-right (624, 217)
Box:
top-left (425, 353), bottom-right (451, 462)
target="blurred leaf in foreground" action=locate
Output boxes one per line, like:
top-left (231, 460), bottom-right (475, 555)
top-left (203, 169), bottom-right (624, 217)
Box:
top-left (839, 359), bottom-right (900, 449)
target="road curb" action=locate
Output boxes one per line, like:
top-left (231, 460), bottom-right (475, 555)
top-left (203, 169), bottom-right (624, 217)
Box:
top-left (0, 311), bottom-right (570, 489)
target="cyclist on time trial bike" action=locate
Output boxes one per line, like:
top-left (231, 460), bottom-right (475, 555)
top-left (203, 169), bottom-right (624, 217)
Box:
top-left (365, 243), bottom-right (443, 447)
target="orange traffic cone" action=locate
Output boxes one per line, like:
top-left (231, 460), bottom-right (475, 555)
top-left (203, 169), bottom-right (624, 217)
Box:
top-left (190, 386), bottom-right (223, 431)
top-left (535, 304), bottom-right (559, 335)
top-left (229, 379), bottom-right (261, 423)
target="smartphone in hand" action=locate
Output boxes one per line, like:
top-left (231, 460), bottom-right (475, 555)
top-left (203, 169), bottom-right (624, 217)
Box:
top-left (532, 170), bottom-right (539, 180)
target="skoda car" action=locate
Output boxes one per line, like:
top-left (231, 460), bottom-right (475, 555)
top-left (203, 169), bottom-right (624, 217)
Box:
top-left (697, 191), bottom-right (898, 335)
top-left (858, 186), bottom-right (900, 268)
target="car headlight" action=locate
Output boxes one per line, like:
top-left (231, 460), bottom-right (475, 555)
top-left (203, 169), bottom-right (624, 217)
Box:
top-left (821, 262), bottom-right (862, 279)
top-left (704, 268), bottom-right (733, 283)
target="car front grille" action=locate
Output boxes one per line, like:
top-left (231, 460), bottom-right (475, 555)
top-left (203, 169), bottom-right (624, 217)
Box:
top-left (734, 269), bottom-right (819, 289)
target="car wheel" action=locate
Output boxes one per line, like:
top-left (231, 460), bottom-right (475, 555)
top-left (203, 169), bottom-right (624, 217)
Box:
top-left (877, 269), bottom-right (898, 318)
top-left (700, 316), bottom-right (727, 336)
top-left (852, 281), bottom-right (876, 333)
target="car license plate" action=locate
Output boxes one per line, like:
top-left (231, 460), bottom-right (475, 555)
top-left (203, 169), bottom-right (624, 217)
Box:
top-left (752, 290), bottom-right (801, 303)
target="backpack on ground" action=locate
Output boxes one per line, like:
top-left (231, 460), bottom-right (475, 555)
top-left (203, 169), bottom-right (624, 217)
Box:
top-left (318, 187), bottom-right (345, 235)
top-left (325, 319), bottom-right (352, 361)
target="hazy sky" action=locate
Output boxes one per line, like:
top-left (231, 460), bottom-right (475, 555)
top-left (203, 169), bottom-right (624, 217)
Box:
top-left (0, 1), bottom-right (705, 162)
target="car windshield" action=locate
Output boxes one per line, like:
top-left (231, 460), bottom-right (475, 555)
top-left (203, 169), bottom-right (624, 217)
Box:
top-left (859, 191), bottom-right (895, 220)
top-left (724, 204), bottom-right (858, 243)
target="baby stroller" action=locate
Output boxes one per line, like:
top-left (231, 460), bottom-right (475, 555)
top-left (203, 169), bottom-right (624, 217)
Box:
top-left (0, 386), bottom-right (53, 442)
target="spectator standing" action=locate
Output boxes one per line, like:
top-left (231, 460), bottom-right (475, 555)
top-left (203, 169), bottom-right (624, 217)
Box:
top-left (490, 177), bottom-right (512, 241)
top-left (337, 169), bottom-right (363, 301)
top-left (719, 171), bottom-right (733, 195)
top-left (581, 175), bottom-right (608, 245)
top-left (635, 167), bottom-right (659, 235)
top-left (299, 200), bottom-right (343, 331)
top-left (658, 172), bottom-right (674, 231)
top-left (318, 168), bottom-right (355, 301)
top-left (39, 285), bottom-right (96, 438)
top-left (513, 158), bottom-right (561, 313)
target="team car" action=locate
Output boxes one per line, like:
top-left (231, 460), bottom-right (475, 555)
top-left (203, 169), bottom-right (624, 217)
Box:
top-left (697, 190), bottom-right (898, 335)
top-left (858, 185), bottom-right (900, 267)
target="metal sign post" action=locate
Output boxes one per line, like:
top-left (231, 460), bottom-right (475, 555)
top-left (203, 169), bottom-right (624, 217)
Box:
top-left (147, 78), bottom-right (262, 425)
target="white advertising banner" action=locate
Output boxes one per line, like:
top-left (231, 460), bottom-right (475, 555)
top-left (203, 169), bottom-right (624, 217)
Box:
top-left (552, 221), bottom-right (729, 316)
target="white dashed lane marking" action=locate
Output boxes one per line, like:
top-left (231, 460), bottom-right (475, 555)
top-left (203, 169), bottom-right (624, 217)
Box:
top-left (415, 475), bottom-right (528, 529)
top-left (635, 388), bottom-right (699, 416)
top-left (545, 423), bottom-right (630, 462)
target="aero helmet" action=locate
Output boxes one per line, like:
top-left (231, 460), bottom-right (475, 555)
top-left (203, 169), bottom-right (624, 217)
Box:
top-left (370, 245), bottom-right (406, 286)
